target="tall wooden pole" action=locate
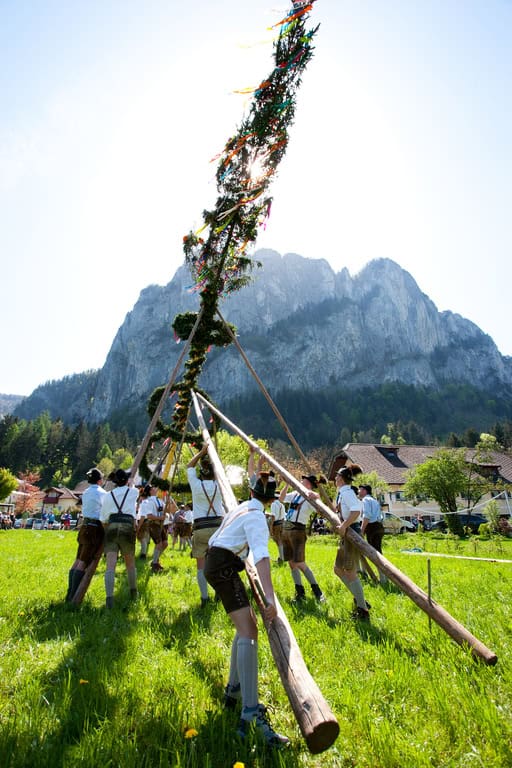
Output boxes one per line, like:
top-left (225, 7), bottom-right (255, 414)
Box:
top-left (129, 308), bottom-right (204, 481)
top-left (195, 392), bottom-right (498, 665)
top-left (216, 310), bottom-right (311, 469)
top-left (71, 312), bottom-right (205, 606)
top-left (191, 392), bottom-right (340, 754)
top-left (217, 310), bottom-right (378, 581)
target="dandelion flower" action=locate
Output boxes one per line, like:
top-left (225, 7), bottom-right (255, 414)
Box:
top-left (184, 728), bottom-right (198, 739)
top-left (233, 762), bottom-right (245, 768)
top-left (79, 679), bottom-right (89, 685)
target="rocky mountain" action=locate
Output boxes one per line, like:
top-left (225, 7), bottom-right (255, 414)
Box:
top-left (14, 251), bottom-right (512, 444)
top-left (0, 394), bottom-right (25, 418)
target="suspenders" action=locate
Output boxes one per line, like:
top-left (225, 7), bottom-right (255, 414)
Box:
top-left (200, 481), bottom-right (219, 517)
top-left (111, 489), bottom-right (129, 513)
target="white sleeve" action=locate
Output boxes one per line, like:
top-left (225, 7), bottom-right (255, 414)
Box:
top-left (244, 511), bottom-right (270, 564)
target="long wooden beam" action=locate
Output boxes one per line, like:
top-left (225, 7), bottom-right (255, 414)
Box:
top-left (195, 392), bottom-right (498, 666)
top-left (191, 391), bottom-right (340, 754)
top-left (130, 308), bottom-right (203, 481)
top-left (70, 314), bottom-right (204, 606)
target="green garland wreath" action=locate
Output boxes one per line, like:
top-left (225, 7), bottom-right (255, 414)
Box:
top-left (172, 312), bottom-right (236, 348)
top-left (139, 384), bottom-right (222, 489)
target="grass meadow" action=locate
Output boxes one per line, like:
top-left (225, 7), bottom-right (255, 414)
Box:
top-left (0, 530), bottom-right (511, 768)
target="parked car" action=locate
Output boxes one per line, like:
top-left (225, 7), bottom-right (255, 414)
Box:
top-left (459, 514), bottom-right (488, 533)
top-left (429, 514), bottom-right (488, 534)
top-left (383, 513), bottom-right (416, 535)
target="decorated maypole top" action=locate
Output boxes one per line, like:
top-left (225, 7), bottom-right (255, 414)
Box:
top-left (142, 2), bottom-right (319, 485)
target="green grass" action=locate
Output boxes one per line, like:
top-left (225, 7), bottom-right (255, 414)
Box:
top-left (0, 530), bottom-right (511, 767)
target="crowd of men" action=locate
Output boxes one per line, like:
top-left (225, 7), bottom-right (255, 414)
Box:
top-left (59, 448), bottom-right (387, 749)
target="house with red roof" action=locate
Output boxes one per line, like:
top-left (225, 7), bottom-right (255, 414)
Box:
top-left (40, 486), bottom-right (80, 517)
top-left (328, 444), bottom-right (512, 522)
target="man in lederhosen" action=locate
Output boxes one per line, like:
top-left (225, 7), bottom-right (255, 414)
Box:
top-left (187, 445), bottom-right (225, 607)
top-left (204, 477), bottom-right (289, 748)
top-left (100, 469), bottom-right (139, 609)
top-left (359, 484), bottom-right (387, 585)
top-left (269, 490), bottom-right (285, 563)
top-left (333, 466), bottom-right (370, 621)
top-left (137, 484), bottom-right (170, 573)
top-left (279, 475), bottom-right (325, 603)
top-left (65, 467), bottom-right (106, 602)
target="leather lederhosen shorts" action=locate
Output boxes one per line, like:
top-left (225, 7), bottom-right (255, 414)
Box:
top-left (271, 519), bottom-right (284, 545)
top-left (174, 520), bottom-right (192, 538)
top-left (335, 523), bottom-right (362, 572)
top-left (104, 521), bottom-right (135, 556)
top-left (192, 518), bottom-right (223, 559)
top-left (204, 546), bottom-right (249, 614)
top-left (76, 519), bottom-right (104, 566)
top-left (282, 521), bottom-right (306, 563)
top-left (149, 520), bottom-right (167, 545)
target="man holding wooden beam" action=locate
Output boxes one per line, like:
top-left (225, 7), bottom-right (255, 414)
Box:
top-left (204, 475), bottom-right (290, 748)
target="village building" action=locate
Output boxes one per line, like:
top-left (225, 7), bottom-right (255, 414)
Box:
top-left (40, 486), bottom-right (80, 517)
top-left (328, 444), bottom-right (512, 523)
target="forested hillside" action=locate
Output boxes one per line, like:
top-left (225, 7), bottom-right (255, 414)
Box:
top-left (0, 413), bottom-right (137, 489)
top-left (13, 254), bottom-right (512, 442)
top-left (1, 407), bottom-right (512, 490)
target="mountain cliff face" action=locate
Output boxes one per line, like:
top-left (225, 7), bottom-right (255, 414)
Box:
top-left (15, 251), bottom-right (512, 429)
top-left (0, 394), bottom-right (25, 418)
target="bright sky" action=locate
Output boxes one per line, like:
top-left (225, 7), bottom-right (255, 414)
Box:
top-left (2, 1), bottom-right (510, 396)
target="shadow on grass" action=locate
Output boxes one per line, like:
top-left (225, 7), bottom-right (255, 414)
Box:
top-left (131, 703), bottom-right (305, 768)
top-left (3, 565), bottom-right (161, 768)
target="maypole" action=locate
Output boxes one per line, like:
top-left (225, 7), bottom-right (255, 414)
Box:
top-left (139, 1), bottom-right (320, 486)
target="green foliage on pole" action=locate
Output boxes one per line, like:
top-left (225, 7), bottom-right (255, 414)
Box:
top-left (143, 5), bottom-right (320, 482)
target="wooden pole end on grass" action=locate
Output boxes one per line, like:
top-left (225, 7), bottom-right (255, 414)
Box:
top-left (194, 391), bottom-right (498, 666)
top-left (190, 390), bottom-right (340, 754)
top-left (303, 715), bottom-right (340, 755)
top-left (245, 562), bottom-right (340, 754)
top-left (70, 550), bottom-right (102, 606)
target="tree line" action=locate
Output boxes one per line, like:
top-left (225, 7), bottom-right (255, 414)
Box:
top-left (226, 382), bottom-right (512, 450)
top-left (0, 412), bottom-right (138, 490)
top-left (2, 382), bottom-right (512, 493)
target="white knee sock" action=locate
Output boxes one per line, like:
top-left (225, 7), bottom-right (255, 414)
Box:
top-left (237, 638), bottom-right (258, 717)
top-left (196, 569), bottom-right (209, 599)
top-left (291, 568), bottom-right (303, 586)
top-left (303, 566), bottom-right (318, 586)
top-left (341, 574), bottom-right (367, 609)
top-left (104, 570), bottom-right (115, 598)
top-left (228, 633), bottom-right (240, 690)
top-left (127, 567), bottom-right (137, 591)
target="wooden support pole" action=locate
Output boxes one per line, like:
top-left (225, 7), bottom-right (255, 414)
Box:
top-left (359, 553), bottom-right (379, 584)
top-left (216, 309), bottom-right (335, 514)
top-left (217, 310), bottom-right (311, 468)
top-left (71, 548), bottom-right (103, 606)
top-left (129, 308), bottom-right (204, 482)
top-left (195, 392), bottom-right (498, 666)
top-left (70, 312), bottom-right (204, 606)
top-left (191, 392), bottom-right (340, 754)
